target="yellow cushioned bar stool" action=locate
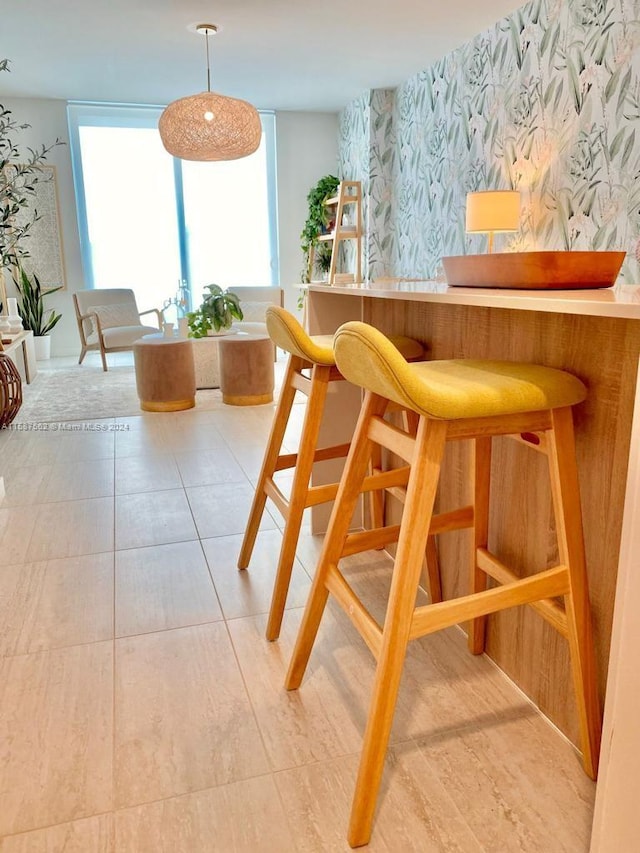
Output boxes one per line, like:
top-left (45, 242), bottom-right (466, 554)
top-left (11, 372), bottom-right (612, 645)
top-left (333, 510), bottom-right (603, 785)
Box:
top-left (237, 306), bottom-right (427, 641)
top-left (285, 321), bottom-right (601, 848)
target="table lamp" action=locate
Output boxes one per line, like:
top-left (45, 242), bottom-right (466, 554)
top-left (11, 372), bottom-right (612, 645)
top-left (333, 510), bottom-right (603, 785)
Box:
top-left (466, 190), bottom-right (520, 253)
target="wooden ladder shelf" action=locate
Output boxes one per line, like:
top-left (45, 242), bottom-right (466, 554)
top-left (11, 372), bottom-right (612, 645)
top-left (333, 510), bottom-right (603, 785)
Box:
top-left (309, 180), bottom-right (362, 285)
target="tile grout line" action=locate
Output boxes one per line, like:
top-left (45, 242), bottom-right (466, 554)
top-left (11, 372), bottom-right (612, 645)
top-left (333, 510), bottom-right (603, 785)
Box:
top-left (222, 614), bottom-right (303, 850)
top-left (209, 401), bottom-right (303, 843)
top-left (111, 438), bottom-right (117, 845)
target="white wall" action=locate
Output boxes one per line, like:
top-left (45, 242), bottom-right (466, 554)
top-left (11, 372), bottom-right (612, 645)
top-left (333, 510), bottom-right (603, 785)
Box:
top-left (590, 355), bottom-right (640, 852)
top-left (2, 98), bottom-right (338, 354)
top-left (275, 111), bottom-right (338, 314)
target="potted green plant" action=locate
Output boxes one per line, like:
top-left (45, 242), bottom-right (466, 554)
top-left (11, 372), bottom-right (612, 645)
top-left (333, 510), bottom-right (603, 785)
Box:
top-left (13, 266), bottom-right (62, 360)
top-left (0, 59), bottom-right (63, 309)
top-left (300, 174), bottom-right (339, 283)
top-left (187, 284), bottom-right (244, 338)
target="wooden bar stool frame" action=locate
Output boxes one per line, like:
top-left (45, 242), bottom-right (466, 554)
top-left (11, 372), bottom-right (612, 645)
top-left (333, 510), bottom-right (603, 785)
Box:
top-left (238, 353), bottom-right (439, 641)
top-left (285, 390), bottom-right (601, 848)
top-left (238, 304), bottom-right (436, 642)
top-left (238, 353), bottom-right (350, 640)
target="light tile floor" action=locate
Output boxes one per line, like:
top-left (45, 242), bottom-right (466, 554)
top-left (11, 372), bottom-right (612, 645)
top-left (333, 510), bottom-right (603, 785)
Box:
top-left (0, 366), bottom-right (595, 851)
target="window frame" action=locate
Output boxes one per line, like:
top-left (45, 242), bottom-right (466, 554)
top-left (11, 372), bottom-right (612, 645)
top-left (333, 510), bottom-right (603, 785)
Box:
top-left (67, 102), bottom-right (279, 298)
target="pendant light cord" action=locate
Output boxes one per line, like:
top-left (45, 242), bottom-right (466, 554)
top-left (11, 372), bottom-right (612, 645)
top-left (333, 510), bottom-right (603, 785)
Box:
top-left (205, 28), bottom-right (211, 92)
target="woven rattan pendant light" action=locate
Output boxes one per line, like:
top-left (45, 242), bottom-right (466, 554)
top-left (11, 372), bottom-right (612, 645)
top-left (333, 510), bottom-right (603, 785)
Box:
top-left (159, 24), bottom-right (262, 162)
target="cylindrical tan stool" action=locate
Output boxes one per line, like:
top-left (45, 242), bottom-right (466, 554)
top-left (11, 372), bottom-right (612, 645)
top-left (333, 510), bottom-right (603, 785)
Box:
top-left (218, 334), bottom-right (274, 406)
top-left (133, 336), bottom-right (196, 412)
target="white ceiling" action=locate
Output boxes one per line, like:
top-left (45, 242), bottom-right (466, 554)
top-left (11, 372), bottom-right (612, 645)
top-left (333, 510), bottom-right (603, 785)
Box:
top-left (2, 0), bottom-right (521, 112)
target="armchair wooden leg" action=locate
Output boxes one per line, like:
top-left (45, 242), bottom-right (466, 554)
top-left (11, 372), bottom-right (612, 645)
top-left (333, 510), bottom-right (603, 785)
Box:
top-left (78, 346), bottom-right (87, 365)
top-left (99, 341), bottom-right (108, 372)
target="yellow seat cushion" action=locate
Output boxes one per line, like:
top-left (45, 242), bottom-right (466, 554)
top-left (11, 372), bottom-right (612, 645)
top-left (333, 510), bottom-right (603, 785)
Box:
top-left (334, 321), bottom-right (587, 420)
top-left (266, 306), bottom-right (425, 366)
top-left (266, 307), bottom-right (336, 365)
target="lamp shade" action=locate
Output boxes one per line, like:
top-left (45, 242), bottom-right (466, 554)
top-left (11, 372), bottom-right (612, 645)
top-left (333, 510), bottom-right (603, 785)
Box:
top-left (466, 190), bottom-right (520, 233)
top-left (159, 91), bottom-right (262, 162)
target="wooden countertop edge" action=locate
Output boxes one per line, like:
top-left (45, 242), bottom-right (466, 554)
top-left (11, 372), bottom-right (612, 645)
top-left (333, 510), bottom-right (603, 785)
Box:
top-left (304, 282), bottom-right (640, 320)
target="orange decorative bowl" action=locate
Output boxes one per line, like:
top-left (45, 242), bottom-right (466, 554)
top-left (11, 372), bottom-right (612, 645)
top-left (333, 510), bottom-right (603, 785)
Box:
top-left (441, 251), bottom-right (625, 290)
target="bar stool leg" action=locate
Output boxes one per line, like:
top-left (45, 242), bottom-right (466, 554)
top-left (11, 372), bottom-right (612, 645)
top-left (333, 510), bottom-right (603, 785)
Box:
top-left (424, 537), bottom-right (442, 604)
top-left (266, 364), bottom-right (331, 641)
top-left (369, 409), bottom-right (413, 539)
top-left (468, 435), bottom-right (492, 654)
top-left (238, 356), bottom-right (300, 570)
top-left (547, 407), bottom-right (601, 778)
top-left (368, 408), bottom-right (413, 535)
top-left (370, 408), bottom-right (443, 603)
top-left (348, 416), bottom-right (447, 848)
top-left (368, 441), bottom-right (385, 534)
top-left (407, 409), bottom-right (443, 604)
top-left (285, 392), bottom-right (388, 689)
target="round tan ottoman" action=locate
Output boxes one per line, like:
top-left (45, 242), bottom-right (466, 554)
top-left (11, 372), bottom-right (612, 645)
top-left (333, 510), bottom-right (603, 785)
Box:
top-left (218, 334), bottom-right (274, 406)
top-left (133, 336), bottom-right (196, 412)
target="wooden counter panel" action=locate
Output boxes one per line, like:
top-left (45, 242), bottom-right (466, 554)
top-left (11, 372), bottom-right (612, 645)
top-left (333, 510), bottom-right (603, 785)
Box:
top-left (335, 295), bottom-right (640, 746)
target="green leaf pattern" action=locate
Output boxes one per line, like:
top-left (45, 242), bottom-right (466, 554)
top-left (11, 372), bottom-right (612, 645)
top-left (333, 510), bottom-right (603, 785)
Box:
top-left (338, 92), bottom-right (370, 275)
top-left (338, 0), bottom-right (640, 282)
top-left (368, 89), bottom-right (396, 278)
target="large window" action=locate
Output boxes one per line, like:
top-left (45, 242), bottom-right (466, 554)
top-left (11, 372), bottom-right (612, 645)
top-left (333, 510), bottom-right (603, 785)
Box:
top-left (67, 104), bottom-right (278, 315)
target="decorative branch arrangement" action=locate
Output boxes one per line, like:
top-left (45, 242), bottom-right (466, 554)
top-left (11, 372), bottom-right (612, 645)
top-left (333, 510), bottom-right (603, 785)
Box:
top-left (0, 58), bottom-right (64, 274)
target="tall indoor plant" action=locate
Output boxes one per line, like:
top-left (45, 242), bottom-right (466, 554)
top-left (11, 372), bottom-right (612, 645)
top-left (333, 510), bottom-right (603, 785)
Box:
top-left (13, 266), bottom-right (62, 359)
top-left (300, 174), bottom-right (339, 282)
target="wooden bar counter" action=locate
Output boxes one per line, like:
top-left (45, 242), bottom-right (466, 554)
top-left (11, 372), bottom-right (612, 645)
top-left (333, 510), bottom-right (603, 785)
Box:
top-left (305, 280), bottom-right (640, 851)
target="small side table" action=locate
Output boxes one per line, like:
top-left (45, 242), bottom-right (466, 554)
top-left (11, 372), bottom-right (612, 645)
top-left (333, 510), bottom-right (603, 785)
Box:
top-left (0, 330), bottom-right (37, 384)
top-left (133, 336), bottom-right (196, 412)
top-left (218, 334), bottom-right (274, 406)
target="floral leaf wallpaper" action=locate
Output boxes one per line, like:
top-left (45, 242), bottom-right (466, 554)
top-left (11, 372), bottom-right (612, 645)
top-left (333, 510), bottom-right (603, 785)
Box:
top-left (339, 0), bottom-right (640, 283)
top-left (338, 93), bottom-right (370, 277)
top-left (368, 89), bottom-right (396, 280)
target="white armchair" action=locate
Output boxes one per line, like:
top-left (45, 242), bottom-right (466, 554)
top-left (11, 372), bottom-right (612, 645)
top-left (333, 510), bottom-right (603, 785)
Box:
top-left (73, 288), bottom-right (163, 372)
top-left (228, 286), bottom-right (284, 336)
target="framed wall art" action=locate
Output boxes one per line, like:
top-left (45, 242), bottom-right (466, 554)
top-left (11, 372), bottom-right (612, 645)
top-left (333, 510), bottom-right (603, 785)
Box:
top-left (13, 164), bottom-right (66, 292)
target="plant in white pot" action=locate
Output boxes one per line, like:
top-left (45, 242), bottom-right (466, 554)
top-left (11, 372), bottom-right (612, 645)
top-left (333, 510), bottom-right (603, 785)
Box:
top-left (13, 267), bottom-right (62, 359)
top-left (187, 284), bottom-right (243, 337)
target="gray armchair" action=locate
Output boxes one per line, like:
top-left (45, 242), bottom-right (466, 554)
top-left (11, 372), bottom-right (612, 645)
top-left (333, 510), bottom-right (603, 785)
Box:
top-left (73, 288), bottom-right (163, 371)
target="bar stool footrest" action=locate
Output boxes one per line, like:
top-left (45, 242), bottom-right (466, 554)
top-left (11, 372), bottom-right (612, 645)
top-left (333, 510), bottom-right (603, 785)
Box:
top-left (409, 565), bottom-right (570, 641)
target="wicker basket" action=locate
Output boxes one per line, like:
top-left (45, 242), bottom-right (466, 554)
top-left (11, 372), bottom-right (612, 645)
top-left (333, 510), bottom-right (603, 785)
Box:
top-left (0, 352), bottom-right (23, 428)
